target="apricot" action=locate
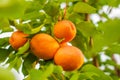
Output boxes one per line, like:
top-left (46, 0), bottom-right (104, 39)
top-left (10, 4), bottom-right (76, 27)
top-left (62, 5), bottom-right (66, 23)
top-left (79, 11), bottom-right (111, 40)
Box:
top-left (54, 45), bottom-right (84, 71)
top-left (30, 33), bottom-right (60, 60)
top-left (53, 20), bottom-right (76, 43)
top-left (9, 31), bottom-right (28, 50)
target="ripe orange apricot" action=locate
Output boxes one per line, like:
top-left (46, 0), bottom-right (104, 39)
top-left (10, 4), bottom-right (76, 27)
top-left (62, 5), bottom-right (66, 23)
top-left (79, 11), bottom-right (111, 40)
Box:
top-left (30, 33), bottom-right (60, 60)
top-left (9, 31), bottom-right (28, 50)
top-left (54, 45), bottom-right (84, 71)
top-left (53, 20), bottom-right (76, 43)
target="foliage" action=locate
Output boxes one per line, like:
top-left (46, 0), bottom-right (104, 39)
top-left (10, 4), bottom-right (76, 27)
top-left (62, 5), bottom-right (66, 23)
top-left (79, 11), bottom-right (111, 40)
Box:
top-left (0, 0), bottom-right (120, 80)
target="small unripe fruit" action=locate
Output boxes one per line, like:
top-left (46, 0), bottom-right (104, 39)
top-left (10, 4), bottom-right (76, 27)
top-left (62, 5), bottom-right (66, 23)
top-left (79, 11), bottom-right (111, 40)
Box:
top-left (54, 45), bottom-right (84, 71)
top-left (9, 31), bottom-right (28, 50)
top-left (54, 20), bottom-right (76, 43)
top-left (30, 33), bottom-right (60, 60)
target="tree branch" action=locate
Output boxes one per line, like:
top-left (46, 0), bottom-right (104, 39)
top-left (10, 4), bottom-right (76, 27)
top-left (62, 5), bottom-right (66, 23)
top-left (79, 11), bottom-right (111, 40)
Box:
top-left (112, 54), bottom-right (120, 77)
top-left (93, 56), bottom-right (99, 68)
top-left (83, 0), bottom-right (88, 2)
top-left (85, 14), bottom-right (90, 21)
top-left (62, 0), bottom-right (68, 20)
top-left (83, 0), bottom-right (99, 67)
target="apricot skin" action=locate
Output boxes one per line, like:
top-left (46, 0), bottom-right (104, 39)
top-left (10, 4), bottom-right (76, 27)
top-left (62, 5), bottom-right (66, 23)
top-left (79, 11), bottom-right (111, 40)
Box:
top-left (9, 31), bottom-right (28, 50)
top-left (30, 33), bottom-right (60, 60)
top-left (53, 20), bottom-right (76, 43)
top-left (54, 45), bottom-right (84, 71)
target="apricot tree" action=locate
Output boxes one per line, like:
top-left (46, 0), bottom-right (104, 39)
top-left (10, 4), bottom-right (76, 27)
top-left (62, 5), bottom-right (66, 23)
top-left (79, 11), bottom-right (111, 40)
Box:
top-left (0, 0), bottom-right (120, 80)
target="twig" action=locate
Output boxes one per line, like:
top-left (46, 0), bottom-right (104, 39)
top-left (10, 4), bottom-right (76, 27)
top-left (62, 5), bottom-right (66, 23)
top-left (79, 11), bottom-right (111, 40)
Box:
top-left (93, 56), bottom-right (99, 68)
top-left (89, 36), bottom-right (93, 47)
top-left (112, 54), bottom-right (120, 77)
top-left (62, 0), bottom-right (68, 19)
top-left (83, 0), bottom-right (99, 67)
top-left (83, 0), bottom-right (90, 21)
top-left (85, 14), bottom-right (90, 21)
top-left (83, 0), bottom-right (88, 2)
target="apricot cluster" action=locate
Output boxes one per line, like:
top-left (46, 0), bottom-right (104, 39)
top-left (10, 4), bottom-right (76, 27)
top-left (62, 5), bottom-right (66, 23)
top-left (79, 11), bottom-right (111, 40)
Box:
top-left (9, 20), bottom-right (84, 71)
top-left (53, 20), bottom-right (84, 71)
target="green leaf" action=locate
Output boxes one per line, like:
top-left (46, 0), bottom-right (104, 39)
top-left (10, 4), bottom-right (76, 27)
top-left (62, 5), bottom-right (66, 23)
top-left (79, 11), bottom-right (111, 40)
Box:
top-left (76, 21), bottom-right (97, 37)
top-left (84, 26), bottom-right (107, 55)
top-left (22, 53), bottom-right (37, 76)
top-left (6, 52), bottom-right (16, 63)
top-left (70, 72), bottom-right (80, 80)
top-left (0, 37), bottom-right (9, 47)
top-left (15, 23), bottom-right (32, 34)
top-left (16, 40), bottom-right (30, 56)
top-left (0, 48), bottom-right (11, 62)
top-left (53, 65), bottom-right (63, 74)
top-left (99, 19), bottom-right (120, 45)
top-left (103, 60), bottom-right (116, 66)
top-left (29, 69), bottom-right (43, 80)
top-left (13, 58), bottom-right (22, 71)
top-left (24, 0), bottom-right (43, 13)
top-left (0, 0), bottom-right (27, 18)
top-left (71, 30), bottom-right (88, 53)
top-left (22, 11), bottom-right (41, 20)
top-left (100, 0), bottom-right (120, 7)
top-left (49, 65), bottom-right (63, 79)
top-left (9, 56), bottom-right (19, 69)
top-left (85, 32), bottom-right (105, 58)
top-left (81, 64), bottom-right (113, 80)
top-left (78, 72), bottom-right (99, 80)
top-left (31, 24), bottom-right (44, 34)
top-left (8, 56), bottom-right (22, 71)
top-left (74, 2), bottom-right (96, 13)
top-left (68, 12), bottom-right (84, 24)
top-left (22, 11), bottom-right (46, 22)
top-left (0, 18), bottom-right (13, 32)
top-left (64, 71), bottom-right (78, 79)
top-left (106, 44), bottom-right (120, 54)
top-left (0, 68), bottom-right (15, 80)
top-left (30, 64), bottom-right (54, 80)
top-left (44, 1), bottom-right (60, 17)
top-left (110, 75), bottom-right (120, 80)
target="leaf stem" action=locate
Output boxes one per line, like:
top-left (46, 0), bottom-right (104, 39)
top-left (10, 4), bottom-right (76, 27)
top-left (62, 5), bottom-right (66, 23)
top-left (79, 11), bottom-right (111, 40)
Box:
top-left (32, 59), bottom-right (39, 69)
top-left (61, 74), bottom-right (66, 80)
top-left (51, 73), bottom-right (58, 80)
